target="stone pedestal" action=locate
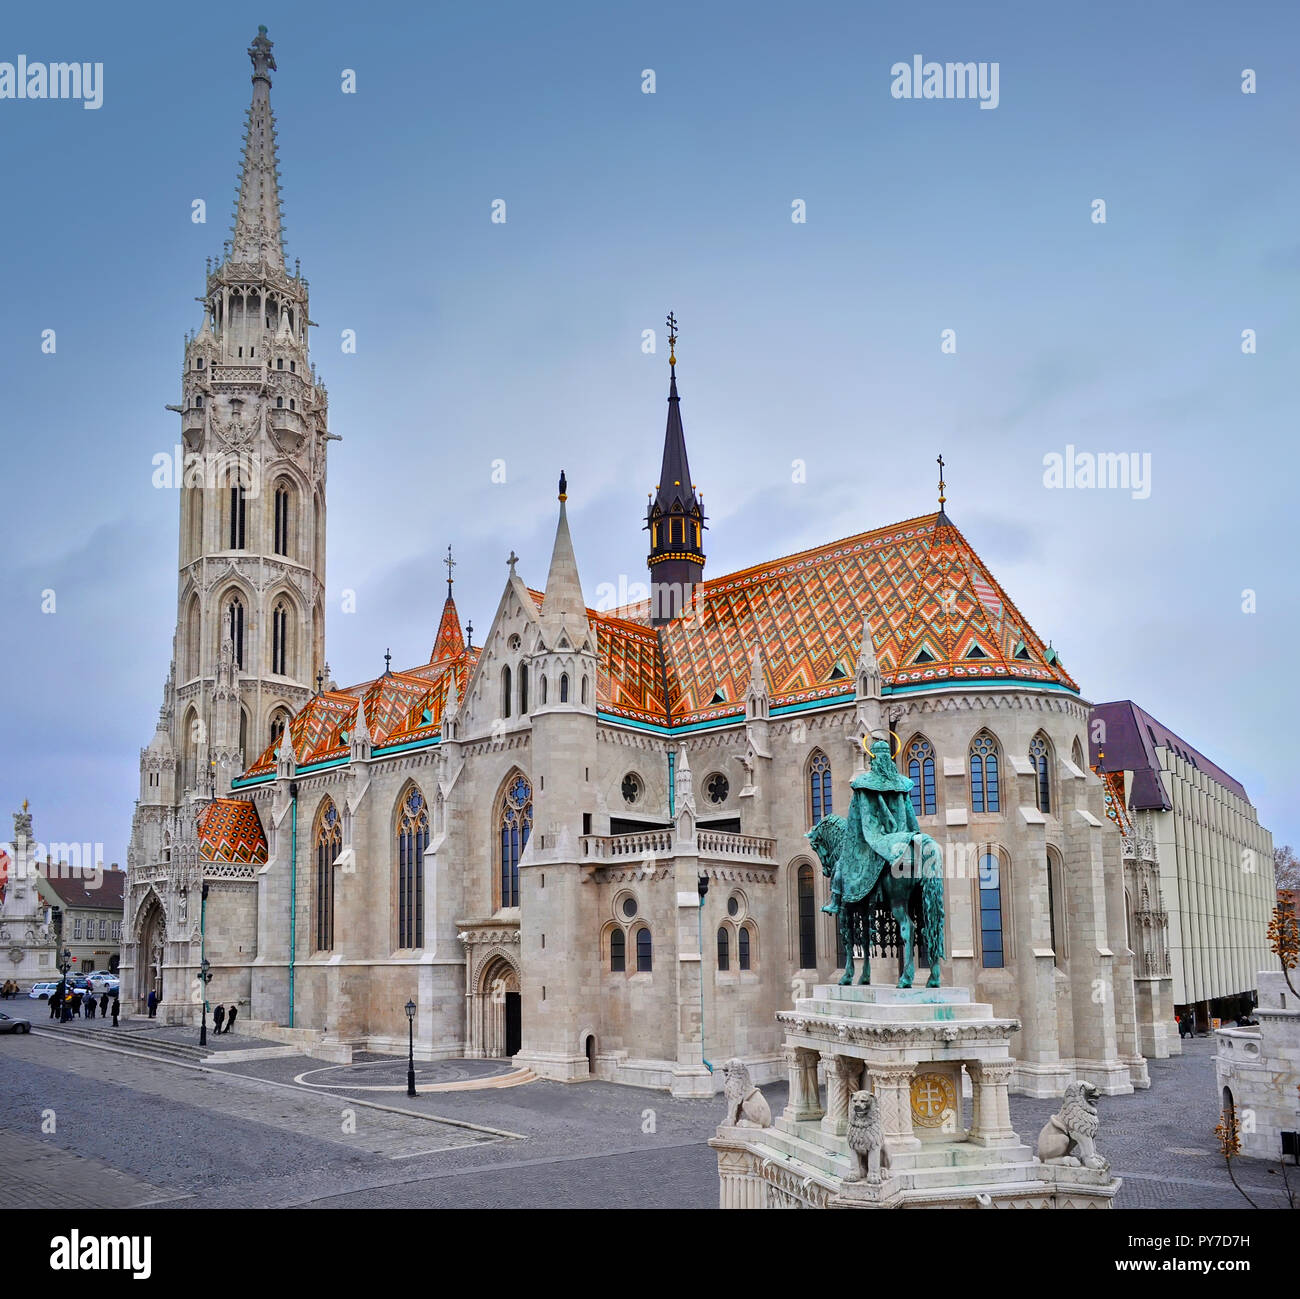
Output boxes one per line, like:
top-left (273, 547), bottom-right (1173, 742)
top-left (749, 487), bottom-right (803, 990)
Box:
top-left (710, 983), bottom-right (1121, 1210)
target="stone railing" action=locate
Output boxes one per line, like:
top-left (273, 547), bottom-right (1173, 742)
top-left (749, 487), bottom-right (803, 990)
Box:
top-left (698, 829), bottom-right (777, 863)
top-left (580, 829), bottom-right (673, 861)
top-left (210, 364), bottom-right (264, 387)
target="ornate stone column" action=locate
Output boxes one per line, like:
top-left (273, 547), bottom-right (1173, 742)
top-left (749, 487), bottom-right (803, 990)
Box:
top-left (781, 1045), bottom-right (824, 1121)
top-left (820, 1053), bottom-right (863, 1139)
top-left (866, 1061), bottom-right (920, 1150)
top-left (968, 1060), bottom-right (1018, 1145)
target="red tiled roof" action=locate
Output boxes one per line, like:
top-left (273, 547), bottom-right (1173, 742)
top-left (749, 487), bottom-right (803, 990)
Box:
top-left (39, 867), bottom-right (127, 911)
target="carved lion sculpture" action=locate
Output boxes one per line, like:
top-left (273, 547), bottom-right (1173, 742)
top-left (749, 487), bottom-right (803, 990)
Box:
top-left (722, 1058), bottom-right (772, 1128)
top-left (844, 1090), bottom-right (890, 1184)
top-left (1036, 1081), bottom-right (1108, 1171)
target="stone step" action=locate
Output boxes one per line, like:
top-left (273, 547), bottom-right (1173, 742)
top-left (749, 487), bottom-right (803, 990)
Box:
top-left (48, 1024), bottom-right (212, 1063)
top-left (753, 1125), bottom-right (854, 1180)
top-left (902, 1158), bottom-right (1043, 1192)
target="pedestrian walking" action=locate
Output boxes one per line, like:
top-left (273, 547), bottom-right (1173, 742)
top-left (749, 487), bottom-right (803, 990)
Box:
top-left (225, 1004), bottom-right (238, 1034)
top-left (147, 989), bottom-right (158, 1018)
top-left (99, 992), bottom-right (109, 1018)
top-left (110, 994), bottom-right (120, 1027)
top-left (67, 992), bottom-right (80, 1021)
top-left (85, 992), bottom-right (96, 1019)
top-left (212, 1003), bottom-right (225, 1034)
top-left (49, 991), bottom-right (61, 1019)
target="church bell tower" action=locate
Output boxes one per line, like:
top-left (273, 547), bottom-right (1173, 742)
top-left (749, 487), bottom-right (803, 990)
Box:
top-left (164, 25), bottom-right (332, 798)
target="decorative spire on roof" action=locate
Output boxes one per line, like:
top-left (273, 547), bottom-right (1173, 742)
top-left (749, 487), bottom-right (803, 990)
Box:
top-left (646, 313), bottom-right (707, 626)
top-left (935, 453), bottom-right (953, 527)
top-left (383, 648), bottom-right (393, 676)
top-left (541, 470), bottom-right (591, 647)
top-left (430, 545), bottom-right (466, 662)
top-left (229, 26), bottom-right (285, 269)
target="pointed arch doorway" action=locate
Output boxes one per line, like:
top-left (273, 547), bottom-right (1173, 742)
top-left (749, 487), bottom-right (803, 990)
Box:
top-left (136, 894), bottom-right (167, 1010)
top-left (475, 952), bottom-right (521, 1058)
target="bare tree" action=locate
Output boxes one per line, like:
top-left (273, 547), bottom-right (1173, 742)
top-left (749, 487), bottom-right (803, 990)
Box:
top-left (1275, 845), bottom-right (1300, 896)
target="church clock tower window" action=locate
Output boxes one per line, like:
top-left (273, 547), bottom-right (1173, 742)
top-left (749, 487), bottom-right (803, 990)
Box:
top-left (228, 484), bottom-right (247, 550)
top-left (272, 602), bottom-right (288, 675)
top-left (225, 597), bottom-right (245, 670)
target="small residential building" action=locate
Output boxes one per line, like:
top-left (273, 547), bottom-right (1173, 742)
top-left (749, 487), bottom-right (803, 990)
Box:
top-left (1090, 701), bottom-right (1275, 1031)
top-left (37, 866), bottom-right (126, 976)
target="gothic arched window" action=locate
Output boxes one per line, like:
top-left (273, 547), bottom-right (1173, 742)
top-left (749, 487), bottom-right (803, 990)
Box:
top-left (738, 925), bottom-right (752, 971)
top-left (314, 799), bottom-right (341, 952)
top-left (907, 736), bottom-right (937, 816)
top-left (808, 749), bottom-right (832, 825)
top-left (519, 666), bottom-right (528, 715)
top-left (273, 484), bottom-right (291, 557)
top-left (501, 666), bottom-right (512, 719)
top-left (635, 927), bottom-right (652, 972)
top-left (396, 786), bottom-right (428, 949)
top-left (1071, 736), bottom-right (1085, 771)
top-left (272, 601), bottom-right (289, 676)
top-left (610, 928), bottom-right (626, 972)
top-left (560, 673), bottom-right (569, 703)
top-left (269, 709), bottom-right (290, 747)
top-left (797, 863), bottom-right (817, 969)
top-left (498, 774), bottom-right (532, 909)
top-left (1029, 733), bottom-right (1052, 813)
top-left (717, 927), bottom-right (730, 971)
top-left (978, 851), bottom-right (1004, 968)
top-left (1045, 849), bottom-right (1061, 964)
top-left (970, 731), bottom-right (1001, 814)
top-left (224, 595), bottom-right (245, 670)
top-left (184, 594), bottom-right (201, 679)
top-left (228, 484), bottom-right (246, 550)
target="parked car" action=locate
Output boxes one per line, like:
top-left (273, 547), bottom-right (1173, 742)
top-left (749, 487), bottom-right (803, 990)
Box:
top-left (0, 1010), bottom-right (32, 1034)
top-left (28, 982), bottom-right (60, 1001)
top-left (87, 974), bottom-right (120, 994)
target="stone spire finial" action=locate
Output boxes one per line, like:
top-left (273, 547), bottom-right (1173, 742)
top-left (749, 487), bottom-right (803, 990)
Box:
top-left (229, 26), bottom-right (285, 268)
top-left (540, 472), bottom-right (590, 647)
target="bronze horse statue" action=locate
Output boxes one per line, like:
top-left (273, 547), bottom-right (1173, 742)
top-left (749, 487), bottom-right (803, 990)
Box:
top-left (806, 740), bottom-right (946, 988)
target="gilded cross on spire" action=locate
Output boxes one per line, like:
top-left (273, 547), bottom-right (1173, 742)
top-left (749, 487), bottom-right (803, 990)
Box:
top-left (444, 545), bottom-right (456, 598)
top-left (666, 311), bottom-right (679, 368)
top-left (937, 454), bottom-right (947, 508)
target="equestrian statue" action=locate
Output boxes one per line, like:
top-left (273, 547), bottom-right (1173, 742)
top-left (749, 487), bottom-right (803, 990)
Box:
top-left (806, 738), bottom-right (946, 988)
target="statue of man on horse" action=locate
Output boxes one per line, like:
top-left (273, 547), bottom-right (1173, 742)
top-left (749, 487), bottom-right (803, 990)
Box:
top-left (806, 738), bottom-right (946, 988)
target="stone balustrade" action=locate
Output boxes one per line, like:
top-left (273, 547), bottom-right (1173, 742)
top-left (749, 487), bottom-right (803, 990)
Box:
top-left (580, 827), bottom-right (776, 864)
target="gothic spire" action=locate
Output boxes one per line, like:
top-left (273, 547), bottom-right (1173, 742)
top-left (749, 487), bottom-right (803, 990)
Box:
top-left (541, 470), bottom-right (590, 645)
top-left (229, 26), bottom-right (285, 268)
top-left (653, 315), bottom-right (698, 517)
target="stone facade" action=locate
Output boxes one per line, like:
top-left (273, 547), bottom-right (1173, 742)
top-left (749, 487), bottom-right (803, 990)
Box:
top-left (0, 807), bottom-right (57, 983)
top-left (1215, 970), bottom-right (1300, 1161)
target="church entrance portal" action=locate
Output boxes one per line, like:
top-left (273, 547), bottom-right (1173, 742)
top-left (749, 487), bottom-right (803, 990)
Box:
top-left (474, 954), bottom-right (521, 1059)
top-left (136, 895), bottom-right (166, 1011)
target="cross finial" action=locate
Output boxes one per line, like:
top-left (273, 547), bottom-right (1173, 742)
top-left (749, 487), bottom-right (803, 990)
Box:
top-left (384, 648), bottom-right (392, 675)
top-left (466, 620), bottom-right (474, 649)
top-left (666, 311), bottom-right (678, 368)
top-left (444, 544), bottom-right (456, 598)
top-left (507, 549), bottom-right (519, 576)
top-left (937, 454), bottom-right (947, 508)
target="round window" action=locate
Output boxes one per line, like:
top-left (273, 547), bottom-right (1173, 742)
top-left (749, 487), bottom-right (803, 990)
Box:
top-left (727, 896), bottom-right (739, 917)
top-left (706, 773), bottom-right (729, 804)
top-left (621, 772), bottom-right (642, 805)
top-left (507, 633), bottom-right (522, 651)
top-left (621, 896), bottom-right (638, 919)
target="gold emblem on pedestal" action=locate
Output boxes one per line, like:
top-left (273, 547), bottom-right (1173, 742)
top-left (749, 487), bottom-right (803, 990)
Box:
top-left (909, 1071), bottom-right (956, 1128)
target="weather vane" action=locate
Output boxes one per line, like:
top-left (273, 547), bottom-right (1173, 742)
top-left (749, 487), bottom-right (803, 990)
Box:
top-left (666, 311), bottom-right (678, 368)
top-left (937, 454), bottom-right (947, 509)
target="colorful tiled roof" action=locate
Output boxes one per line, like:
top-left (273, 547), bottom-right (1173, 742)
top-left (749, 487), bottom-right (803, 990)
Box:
top-left (595, 511), bottom-right (1076, 727)
top-left (197, 798), bottom-right (268, 864)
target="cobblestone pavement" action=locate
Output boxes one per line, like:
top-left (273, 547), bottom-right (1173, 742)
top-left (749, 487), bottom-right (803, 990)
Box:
top-left (0, 1028), bottom-right (1293, 1209)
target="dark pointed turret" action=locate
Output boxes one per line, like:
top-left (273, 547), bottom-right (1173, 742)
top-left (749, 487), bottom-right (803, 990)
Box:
top-left (646, 313), bottom-right (706, 625)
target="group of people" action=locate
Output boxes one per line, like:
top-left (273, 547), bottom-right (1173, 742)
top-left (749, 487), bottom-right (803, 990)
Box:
top-left (48, 980), bottom-right (119, 1027)
top-left (143, 988), bottom-right (238, 1033)
top-left (0, 979), bottom-right (21, 998)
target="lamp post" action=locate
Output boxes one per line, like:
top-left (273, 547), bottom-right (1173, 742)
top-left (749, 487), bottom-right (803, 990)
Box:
top-left (697, 872), bottom-right (713, 1076)
top-left (198, 958), bottom-right (212, 1045)
top-left (198, 883), bottom-right (210, 1044)
top-left (405, 999), bottom-right (417, 1097)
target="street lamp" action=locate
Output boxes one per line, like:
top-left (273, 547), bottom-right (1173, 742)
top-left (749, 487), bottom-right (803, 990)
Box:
top-left (405, 998), bottom-right (417, 1097)
top-left (198, 958), bottom-right (212, 1045)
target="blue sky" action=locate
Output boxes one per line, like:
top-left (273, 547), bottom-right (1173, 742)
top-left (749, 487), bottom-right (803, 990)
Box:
top-left (0, 0), bottom-right (1296, 862)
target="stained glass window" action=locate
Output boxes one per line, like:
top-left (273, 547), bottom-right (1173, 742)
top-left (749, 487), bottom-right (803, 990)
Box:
top-left (970, 732), bottom-right (1000, 814)
top-left (979, 851), bottom-right (1004, 968)
top-left (499, 775), bottom-right (532, 909)
top-left (1030, 733), bottom-right (1051, 813)
top-left (397, 786), bottom-right (428, 948)
top-left (907, 737), bottom-right (937, 816)
top-left (315, 799), bottom-right (340, 951)
top-left (808, 749), bottom-right (832, 824)
top-left (797, 864), bottom-right (816, 968)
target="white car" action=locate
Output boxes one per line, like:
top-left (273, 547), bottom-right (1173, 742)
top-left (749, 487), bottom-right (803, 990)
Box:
top-left (86, 974), bottom-right (120, 994)
top-left (28, 982), bottom-right (60, 1000)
